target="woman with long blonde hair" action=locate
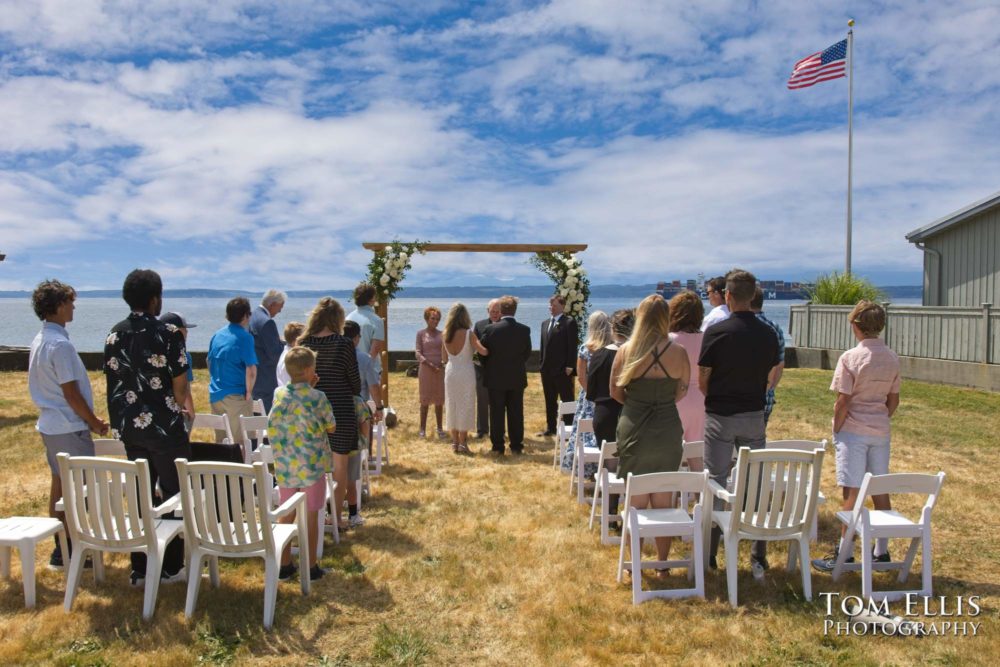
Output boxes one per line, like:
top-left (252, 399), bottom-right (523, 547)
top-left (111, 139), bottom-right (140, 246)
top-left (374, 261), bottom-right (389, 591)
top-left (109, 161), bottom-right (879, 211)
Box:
top-left (560, 310), bottom-right (612, 472)
top-left (441, 303), bottom-right (489, 453)
top-left (610, 294), bottom-right (690, 572)
top-left (299, 296), bottom-right (360, 529)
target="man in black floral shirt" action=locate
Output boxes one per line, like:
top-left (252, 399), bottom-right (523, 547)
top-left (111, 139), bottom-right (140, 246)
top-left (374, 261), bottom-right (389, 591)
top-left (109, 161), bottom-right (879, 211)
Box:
top-left (104, 269), bottom-right (190, 585)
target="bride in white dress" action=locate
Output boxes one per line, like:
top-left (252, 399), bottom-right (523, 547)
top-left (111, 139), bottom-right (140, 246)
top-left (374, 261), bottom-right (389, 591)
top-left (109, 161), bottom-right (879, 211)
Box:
top-left (443, 303), bottom-right (490, 454)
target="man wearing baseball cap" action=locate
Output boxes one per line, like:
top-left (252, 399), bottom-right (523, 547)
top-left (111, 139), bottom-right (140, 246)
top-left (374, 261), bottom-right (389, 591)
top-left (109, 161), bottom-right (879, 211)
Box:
top-left (160, 311), bottom-right (197, 422)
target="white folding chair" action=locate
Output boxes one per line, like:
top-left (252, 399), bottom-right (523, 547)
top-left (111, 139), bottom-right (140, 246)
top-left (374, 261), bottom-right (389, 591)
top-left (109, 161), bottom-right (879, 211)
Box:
top-left (616, 470), bottom-right (709, 604)
top-left (191, 413), bottom-right (235, 445)
top-left (589, 441), bottom-right (624, 545)
top-left (58, 453), bottom-right (183, 620)
top-left (830, 471), bottom-right (946, 602)
top-left (569, 418), bottom-right (600, 504)
top-left (553, 400), bottom-right (577, 468)
top-left (366, 399), bottom-right (389, 475)
top-left (708, 447), bottom-right (824, 607)
top-left (239, 415), bottom-right (269, 465)
top-left (176, 459), bottom-right (310, 630)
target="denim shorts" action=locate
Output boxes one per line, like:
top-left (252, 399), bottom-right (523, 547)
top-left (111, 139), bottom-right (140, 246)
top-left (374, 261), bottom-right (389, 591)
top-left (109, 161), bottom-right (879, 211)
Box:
top-left (834, 430), bottom-right (890, 488)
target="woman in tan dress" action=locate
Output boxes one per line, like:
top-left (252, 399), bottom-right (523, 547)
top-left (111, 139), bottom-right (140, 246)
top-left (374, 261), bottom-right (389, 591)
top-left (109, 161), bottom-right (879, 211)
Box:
top-left (415, 306), bottom-right (446, 438)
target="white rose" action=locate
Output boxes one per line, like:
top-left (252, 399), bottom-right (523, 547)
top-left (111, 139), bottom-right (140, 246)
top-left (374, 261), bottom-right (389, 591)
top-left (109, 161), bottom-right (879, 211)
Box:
top-left (568, 289), bottom-right (577, 300)
top-left (568, 269), bottom-right (577, 277)
top-left (384, 245), bottom-right (392, 252)
top-left (379, 274), bottom-right (390, 286)
top-left (559, 288), bottom-right (569, 297)
top-left (400, 252), bottom-right (408, 261)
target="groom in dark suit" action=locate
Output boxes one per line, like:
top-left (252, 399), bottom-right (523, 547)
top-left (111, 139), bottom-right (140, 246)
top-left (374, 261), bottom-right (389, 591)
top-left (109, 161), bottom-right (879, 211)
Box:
top-left (539, 295), bottom-right (579, 436)
top-left (480, 295), bottom-right (532, 455)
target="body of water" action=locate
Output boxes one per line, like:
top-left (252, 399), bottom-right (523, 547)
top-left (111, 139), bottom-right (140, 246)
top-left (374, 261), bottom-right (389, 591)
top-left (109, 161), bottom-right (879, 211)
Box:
top-left (0, 296), bottom-right (922, 353)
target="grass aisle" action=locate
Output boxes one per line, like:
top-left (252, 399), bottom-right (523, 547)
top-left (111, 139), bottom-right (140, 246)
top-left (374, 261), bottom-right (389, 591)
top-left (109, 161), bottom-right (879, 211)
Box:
top-left (0, 369), bottom-right (996, 665)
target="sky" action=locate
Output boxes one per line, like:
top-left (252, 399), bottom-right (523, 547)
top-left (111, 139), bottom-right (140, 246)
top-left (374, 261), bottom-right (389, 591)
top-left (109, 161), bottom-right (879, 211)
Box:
top-left (1, 0), bottom-right (998, 291)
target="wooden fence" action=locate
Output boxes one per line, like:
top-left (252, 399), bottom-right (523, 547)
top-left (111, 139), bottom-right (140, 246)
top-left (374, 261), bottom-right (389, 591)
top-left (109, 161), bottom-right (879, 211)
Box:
top-left (789, 303), bottom-right (999, 364)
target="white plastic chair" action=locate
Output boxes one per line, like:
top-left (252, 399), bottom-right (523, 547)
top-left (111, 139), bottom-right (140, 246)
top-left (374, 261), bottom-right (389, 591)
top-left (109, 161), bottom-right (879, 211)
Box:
top-left (616, 470), bottom-right (709, 604)
top-left (58, 453), bottom-right (183, 620)
top-left (366, 399), bottom-right (389, 475)
top-left (708, 447), bottom-right (824, 607)
top-left (553, 400), bottom-right (577, 468)
top-left (766, 439), bottom-right (828, 550)
top-left (569, 418), bottom-right (600, 504)
top-left (239, 414), bottom-right (269, 465)
top-left (680, 440), bottom-right (705, 472)
top-left (176, 459), bottom-right (310, 630)
top-left (191, 413), bottom-right (235, 445)
top-left (92, 438), bottom-right (127, 457)
top-left (830, 471), bottom-right (946, 602)
top-left (589, 441), bottom-right (624, 545)
top-left (0, 516), bottom-right (68, 608)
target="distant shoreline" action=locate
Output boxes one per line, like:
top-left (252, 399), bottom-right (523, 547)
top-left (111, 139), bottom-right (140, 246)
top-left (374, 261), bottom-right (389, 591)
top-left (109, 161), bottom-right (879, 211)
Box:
top-left (0, 285), bottom-right (924, 300)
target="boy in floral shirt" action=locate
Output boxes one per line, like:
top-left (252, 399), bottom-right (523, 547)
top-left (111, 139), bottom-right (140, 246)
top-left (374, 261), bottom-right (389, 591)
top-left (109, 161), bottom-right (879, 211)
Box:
top-left (269, 346), bottom-right (335, 581)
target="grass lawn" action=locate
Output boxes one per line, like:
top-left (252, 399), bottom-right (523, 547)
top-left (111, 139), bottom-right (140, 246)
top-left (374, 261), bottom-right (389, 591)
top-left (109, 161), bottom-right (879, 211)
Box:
top-left (0, 368), bottom-right (996, 665)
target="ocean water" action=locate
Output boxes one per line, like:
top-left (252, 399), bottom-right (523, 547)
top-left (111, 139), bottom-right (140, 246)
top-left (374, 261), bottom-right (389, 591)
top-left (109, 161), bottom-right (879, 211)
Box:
top-left (0, 296), bottom-right (919, 353)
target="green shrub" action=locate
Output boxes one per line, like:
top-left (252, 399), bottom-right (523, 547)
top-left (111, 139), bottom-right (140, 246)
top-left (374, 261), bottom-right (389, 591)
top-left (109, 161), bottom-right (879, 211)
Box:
top-left (806, 272), bottom-right (883, 305)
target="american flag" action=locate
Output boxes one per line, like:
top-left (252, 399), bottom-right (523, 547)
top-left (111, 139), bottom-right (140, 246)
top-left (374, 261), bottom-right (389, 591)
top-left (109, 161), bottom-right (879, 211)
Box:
top-left (787, 39), bottom-right (847, 89)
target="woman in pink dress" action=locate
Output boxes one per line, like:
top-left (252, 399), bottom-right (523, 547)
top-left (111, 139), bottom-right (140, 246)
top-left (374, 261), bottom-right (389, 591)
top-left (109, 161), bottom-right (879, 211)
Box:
top-left (415, 306), bottom-right (446, 438)
top-left (668, 291), bottom-right (705, 469)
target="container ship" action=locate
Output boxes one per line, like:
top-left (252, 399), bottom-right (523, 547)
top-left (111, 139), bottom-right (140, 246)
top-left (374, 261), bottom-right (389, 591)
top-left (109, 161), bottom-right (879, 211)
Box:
top-left (655, 275), bottom-right (809, 300)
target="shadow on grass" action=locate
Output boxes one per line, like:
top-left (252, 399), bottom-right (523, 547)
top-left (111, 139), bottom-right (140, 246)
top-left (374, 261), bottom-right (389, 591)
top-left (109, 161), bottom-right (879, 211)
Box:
top-left (348, 523), bottom-right (423, 555)
top-left (0, 414), bottom-right (36, 429)
top-left (380, 464), bottom-right (433, 480)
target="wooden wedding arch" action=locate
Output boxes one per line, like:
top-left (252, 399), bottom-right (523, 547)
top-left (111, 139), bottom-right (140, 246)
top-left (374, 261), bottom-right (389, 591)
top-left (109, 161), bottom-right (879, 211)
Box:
top-left (361, 242), bottom-right (588, 405)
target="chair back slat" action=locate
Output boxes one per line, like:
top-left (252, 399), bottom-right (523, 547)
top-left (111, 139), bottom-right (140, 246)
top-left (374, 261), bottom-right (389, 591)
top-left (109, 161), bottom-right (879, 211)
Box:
top-left (228, 473), bottom-right (248, 546)
top-left (576, 418), bottom-right (594, 436)
top-left (862, 472), bottom-right (944, 497)
top-left (681, 440), bottom-right (704, 462)
top-left (243, 475), bottom-right (262, 543)
top-left (625, 470), bottom-right (709, 498)
top-left (778, 460), bottom-right (800, 528)
top-left (596, 440), bottom-right (618, 471)
top-left (192, 413), bottom-right (234, 443)
top-left (765, 460), bottom-right (785, 529)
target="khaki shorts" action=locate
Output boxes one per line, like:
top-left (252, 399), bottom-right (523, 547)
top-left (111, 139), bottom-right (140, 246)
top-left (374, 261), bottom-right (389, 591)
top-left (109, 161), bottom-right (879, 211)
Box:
top-left (211, 395), bottom-right (254, 444)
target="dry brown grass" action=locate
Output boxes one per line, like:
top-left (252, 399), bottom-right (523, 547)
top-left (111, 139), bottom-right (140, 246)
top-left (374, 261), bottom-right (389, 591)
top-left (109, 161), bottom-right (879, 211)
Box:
top-left (0, 368), bottom-right (996, 665)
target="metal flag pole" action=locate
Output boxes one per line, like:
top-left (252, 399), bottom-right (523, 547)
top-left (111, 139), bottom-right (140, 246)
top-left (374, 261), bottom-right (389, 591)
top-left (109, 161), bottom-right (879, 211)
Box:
top-left (846, 19), bottom-right (855, 274)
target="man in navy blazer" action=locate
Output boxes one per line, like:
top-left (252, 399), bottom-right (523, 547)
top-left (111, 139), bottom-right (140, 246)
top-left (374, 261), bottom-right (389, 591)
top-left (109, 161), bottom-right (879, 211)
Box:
top-left (248, 289), bottom-right (286, 413)
top-left (480, 295), bottom-right (532, 455)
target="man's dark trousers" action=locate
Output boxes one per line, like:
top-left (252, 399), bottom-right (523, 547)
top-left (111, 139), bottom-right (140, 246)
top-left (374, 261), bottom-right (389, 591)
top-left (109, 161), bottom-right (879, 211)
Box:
top-left (124, 439), bottom-right (190, 577)
top-left (542, 371), bottom-right (575, 433)
top-left (489, 388), bottom-right (525, 453)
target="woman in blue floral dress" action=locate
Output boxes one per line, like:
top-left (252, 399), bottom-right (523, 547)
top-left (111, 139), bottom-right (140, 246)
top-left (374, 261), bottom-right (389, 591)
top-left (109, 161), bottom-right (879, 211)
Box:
top-left (560, 311), bottom-right (613, 474)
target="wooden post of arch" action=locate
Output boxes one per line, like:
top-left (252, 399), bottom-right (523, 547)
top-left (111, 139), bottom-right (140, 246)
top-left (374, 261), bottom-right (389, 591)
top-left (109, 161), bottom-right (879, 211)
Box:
top-left (362, 243), bottom-right (588, 407)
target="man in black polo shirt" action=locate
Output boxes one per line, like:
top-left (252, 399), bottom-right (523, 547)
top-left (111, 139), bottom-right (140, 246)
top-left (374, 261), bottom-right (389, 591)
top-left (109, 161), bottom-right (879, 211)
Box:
top-left (698, 268), bottom-right (780, 579)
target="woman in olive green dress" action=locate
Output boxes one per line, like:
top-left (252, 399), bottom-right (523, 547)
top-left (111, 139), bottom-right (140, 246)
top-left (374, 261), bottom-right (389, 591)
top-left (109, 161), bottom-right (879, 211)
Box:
top-left (610, 294), bottom-right (690, 568)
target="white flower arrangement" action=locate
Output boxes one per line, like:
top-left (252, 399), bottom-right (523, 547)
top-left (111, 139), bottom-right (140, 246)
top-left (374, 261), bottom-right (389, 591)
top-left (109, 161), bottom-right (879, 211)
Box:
top-left (529, 250), bottom-right (591, 327)
top-left (365, 240), bottom-right (428, 303)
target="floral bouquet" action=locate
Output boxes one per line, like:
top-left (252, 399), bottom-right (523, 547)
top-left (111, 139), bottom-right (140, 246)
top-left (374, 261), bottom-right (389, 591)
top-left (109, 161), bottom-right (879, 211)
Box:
top-left (365, 240), bottom-right (428, 304)
top-left (530, 251), bottom-right (590, 326)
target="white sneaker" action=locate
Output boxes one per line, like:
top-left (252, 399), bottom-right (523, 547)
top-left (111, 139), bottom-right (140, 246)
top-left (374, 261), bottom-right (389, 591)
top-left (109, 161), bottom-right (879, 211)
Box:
top-left (750, 558), bottom-right (767, 582)
top-left (160, 567), bottom-right (187, 585)
top-left (348, 514), bottom-right (365, 528)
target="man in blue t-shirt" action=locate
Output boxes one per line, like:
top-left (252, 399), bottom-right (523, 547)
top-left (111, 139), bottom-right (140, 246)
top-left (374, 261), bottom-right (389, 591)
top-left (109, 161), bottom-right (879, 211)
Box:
top-left (207, 297), bottom-right (258, 444)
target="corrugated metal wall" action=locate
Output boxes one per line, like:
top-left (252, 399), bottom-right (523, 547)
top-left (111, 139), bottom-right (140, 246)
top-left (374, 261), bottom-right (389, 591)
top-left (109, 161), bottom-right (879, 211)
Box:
top-left (789, 304), bottom-right (998, 363)
top-left (925, 208), bottom-right (1000, 308)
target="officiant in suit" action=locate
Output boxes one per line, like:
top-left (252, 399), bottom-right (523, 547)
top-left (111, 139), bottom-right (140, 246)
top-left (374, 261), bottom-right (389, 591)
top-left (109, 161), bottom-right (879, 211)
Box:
top-left (539, 295), bottom-right (579, 436)
top-left (480, 295), bottom-right (532, 455)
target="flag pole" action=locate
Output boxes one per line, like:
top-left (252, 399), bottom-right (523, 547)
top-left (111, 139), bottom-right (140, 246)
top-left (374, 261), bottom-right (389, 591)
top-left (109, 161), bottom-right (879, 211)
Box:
top-left (846, 19), bottom-right (855, 275)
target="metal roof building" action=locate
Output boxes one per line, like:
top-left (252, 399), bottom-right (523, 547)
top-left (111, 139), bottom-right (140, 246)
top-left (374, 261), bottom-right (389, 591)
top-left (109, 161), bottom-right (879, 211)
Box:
top-left (907, 190), bottom-right (1000, 307)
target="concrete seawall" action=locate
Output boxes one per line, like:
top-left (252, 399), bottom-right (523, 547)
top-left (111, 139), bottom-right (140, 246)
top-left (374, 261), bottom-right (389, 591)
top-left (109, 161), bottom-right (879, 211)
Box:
top-left (4, 346), bottom-right (998, 392)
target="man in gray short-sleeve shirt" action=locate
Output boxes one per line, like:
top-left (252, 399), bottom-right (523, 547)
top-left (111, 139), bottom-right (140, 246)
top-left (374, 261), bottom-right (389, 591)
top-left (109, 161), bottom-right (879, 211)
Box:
top-left (28, 280), bottom-right (109, 569)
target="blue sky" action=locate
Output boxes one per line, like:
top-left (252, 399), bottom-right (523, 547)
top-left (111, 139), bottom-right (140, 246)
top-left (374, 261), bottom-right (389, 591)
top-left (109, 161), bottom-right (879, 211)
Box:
top-left (1, 0), bottom-right (998, 290)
